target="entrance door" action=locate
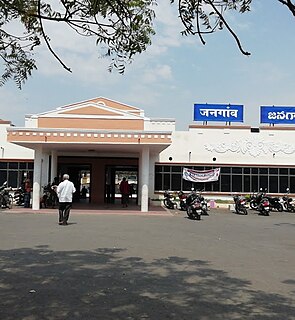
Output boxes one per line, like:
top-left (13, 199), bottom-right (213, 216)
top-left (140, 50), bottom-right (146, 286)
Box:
top-left (105, 166), bottom-right (138, 204)
top-left (58, 164), bottom-right (91, 202)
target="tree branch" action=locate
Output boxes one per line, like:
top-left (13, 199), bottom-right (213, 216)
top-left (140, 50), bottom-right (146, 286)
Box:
top-left (278, 0), bottom-right (295, 16)
top-left (37, 0), bottom-right (72, 72)
top-left (207, 0), bottom-right (251, 56)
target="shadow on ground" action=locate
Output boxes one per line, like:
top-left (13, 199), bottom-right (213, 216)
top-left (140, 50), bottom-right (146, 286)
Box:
top-left (1, 246), bottom-right (294, 319)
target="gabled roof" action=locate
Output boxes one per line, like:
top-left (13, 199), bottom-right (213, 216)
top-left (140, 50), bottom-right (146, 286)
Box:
top-left (31, 97), bottom-right (144, 119)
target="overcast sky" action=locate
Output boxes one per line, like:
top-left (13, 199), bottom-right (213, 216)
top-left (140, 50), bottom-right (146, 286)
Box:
top-left (1, 1), bottom-right (295, 130)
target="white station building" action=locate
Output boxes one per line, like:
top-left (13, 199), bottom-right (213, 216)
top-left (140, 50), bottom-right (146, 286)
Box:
top-left (1, 97), bottom-right (295, 211)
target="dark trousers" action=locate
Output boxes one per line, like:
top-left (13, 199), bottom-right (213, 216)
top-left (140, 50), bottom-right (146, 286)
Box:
top-left (24, 192), bottom-right (31, 208)
top-left (121, 194), bottom-right (129, 206)
top-left (58, 202), bottom-right (72, 223)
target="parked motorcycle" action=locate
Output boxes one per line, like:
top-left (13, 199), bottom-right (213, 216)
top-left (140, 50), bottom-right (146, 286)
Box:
top-left (13, 187), bottom-right (25, 206)
top-left (186, 189), bottom-right (207, 220)
top-left (257, 197), bottom-right (270, 216)
top-left (177, 191), bottom-right (187, 211)
top-left (265, 195), bottom-right (283, 212)
top-left (249, 189), bottom-right (265, 210)
top-left (0, 181), bottom-right (13, 209)
top-left (282, 188), bottom-right (295, 212)
top-left (41, 183), bottom-right (58, 208)
top-left (163, 190), bottom-right (177, 209)
top-left (233, 195), bottom-right (248, 215)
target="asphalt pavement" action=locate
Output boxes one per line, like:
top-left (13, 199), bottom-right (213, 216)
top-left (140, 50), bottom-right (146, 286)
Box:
top-left (0, 207), bottom-right (295, 319)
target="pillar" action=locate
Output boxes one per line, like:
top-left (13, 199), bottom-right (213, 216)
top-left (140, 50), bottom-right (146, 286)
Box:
top-left (50, 150), bottom-right (58, 183)
top-left (139, 147), bottom-right (150, 212)
top-left (32, 148), bottom-right (42, 210)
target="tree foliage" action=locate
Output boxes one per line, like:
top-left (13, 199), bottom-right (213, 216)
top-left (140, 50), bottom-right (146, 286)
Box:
top-left (0, 0), bottom-right (295, 88)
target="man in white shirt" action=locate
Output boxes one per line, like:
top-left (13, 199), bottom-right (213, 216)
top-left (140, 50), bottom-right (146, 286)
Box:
top-left (57, 174), bottom-right (76, 225)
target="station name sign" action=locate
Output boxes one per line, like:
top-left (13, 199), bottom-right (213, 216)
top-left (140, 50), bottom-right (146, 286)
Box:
top-left (260, 106), bottom-right (295, 124)
top-left (194, 104), bottom-right (244, 122)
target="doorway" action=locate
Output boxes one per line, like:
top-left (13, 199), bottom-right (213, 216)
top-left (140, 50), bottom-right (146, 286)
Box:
top-left (58, 164), bottom-right (91, 203)
top-left (105, 165), bottom-right (138, 204)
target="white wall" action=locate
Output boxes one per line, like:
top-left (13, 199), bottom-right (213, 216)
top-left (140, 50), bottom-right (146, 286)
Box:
top-left (159, 126), bottom-right (295, 166)
top-left (0, 123), bottom-right (34, 159)
top-left (144, 119), bottom-right (176, 132)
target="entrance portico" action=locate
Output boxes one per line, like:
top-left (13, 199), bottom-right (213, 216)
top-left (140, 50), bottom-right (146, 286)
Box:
top-left (6, 97), bottom-right (174, 212)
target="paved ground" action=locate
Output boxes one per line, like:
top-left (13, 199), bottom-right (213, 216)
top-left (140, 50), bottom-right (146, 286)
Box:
top-left (0, 207), bottom-right (295, 319)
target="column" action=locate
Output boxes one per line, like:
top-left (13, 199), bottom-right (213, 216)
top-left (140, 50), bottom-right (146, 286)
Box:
top-left (41, 153), bottom-right (49, 187)
top-left (32, 148), bottom-right (42, 210)
top-left (50, 150), bottom-right (58, 183)
top-left (140, 147), bottom-right (150, 212)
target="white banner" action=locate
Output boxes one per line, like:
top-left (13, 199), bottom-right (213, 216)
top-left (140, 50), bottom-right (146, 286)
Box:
top-left (182, 168), bottom-right (221, 183)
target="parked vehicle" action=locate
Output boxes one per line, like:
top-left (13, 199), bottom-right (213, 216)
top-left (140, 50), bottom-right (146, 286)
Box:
top-left (233, 195), bottom-right (248, 215)
top-left (0, 181), bottom-right (13, 209)
top-left (13, 187), bottom-right (25, 206)
top-left (257, 197), bottom-right (270, 216)
top-left (185, 189), bottom-right (207, 220)
top-left (41, 183), bottom-right (58, 208)
top-left (177, 191), bottom-right (187, 211)
top-left (282, 188), bottom-right (295, 212)
top-left (265, 195), bottom-right (283, 212)
top-left (249, 189), bottom-right (265, 210)
top-left (163, 190), bottom-right (177, 209)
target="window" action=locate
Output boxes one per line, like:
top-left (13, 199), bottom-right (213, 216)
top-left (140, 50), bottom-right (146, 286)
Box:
top-left (232, 175), bottom-right (242, 192)
top-left (269, 176), bottom-right (278, 193)
top-left (279, 168), bottom-right (288, 175)
top-left (154, 165), bottom-right (295, 194)
top-left (0, 161), bottom-right (34, 188)
top-left (221, 175), bottom-right (230, 192)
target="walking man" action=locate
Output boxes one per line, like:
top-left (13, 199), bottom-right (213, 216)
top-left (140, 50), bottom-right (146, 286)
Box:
top-left (57, 174), bottom-right (76, 225)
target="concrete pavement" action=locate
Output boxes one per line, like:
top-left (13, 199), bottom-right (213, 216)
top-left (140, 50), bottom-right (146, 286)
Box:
top-left (0, 207), bottom-right (295, 319)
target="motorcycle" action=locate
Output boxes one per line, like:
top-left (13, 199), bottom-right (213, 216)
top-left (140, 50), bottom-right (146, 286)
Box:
top-left (257, 197), bottom-right (270, 216)
top-left (233, 195), bottom-right (248, 215)
top-left (186, 189), bottom-right (207, 220)
top-left (41, 183), bottom-right (58, 208)
top-left (282, 188), bottom-right (295, 212)
top-left (0, 181), bottom-right (13, 209)
top-left (163, 190), bottom-right (177, 209)
top-left (177, 191), bottom-right (187, 211)
top-left (265, 195), bottom-right (283, 212)
top-left (249, 189), bottom-right (265, 210)
top-left (13, 187), bottom-right (25, 206)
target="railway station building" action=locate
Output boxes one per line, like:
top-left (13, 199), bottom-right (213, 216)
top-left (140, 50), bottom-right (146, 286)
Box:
top-left (2, 97), bottom-right (295, 211)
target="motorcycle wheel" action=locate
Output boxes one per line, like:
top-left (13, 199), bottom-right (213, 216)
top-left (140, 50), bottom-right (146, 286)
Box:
top-left (186, 207), bottom-right (194, 219)
top-left (164, 199), bottom-right (174, 210)
top-left (276, 204), bottom-right (283, 212)
top-left (263, 210), bottom-right (270, 216)
top-left (250, 201), bottom-right (258, 210)
top-left (180, 204), bottom-right (187, 211)
top-left (7, 195), bottom-right (13, 209)
top-left (238, 207), bottom-right (248, 215)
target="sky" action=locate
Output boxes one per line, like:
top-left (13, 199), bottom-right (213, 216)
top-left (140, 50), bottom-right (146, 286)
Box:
top-left (1, 1), bottom-right (295, 130)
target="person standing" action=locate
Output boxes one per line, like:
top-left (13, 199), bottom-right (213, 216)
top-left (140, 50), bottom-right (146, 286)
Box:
top-left (57, 174), bottom-right (76, 225)
top-left (119, 177), bottom-right (130, 207)
top-left (23, 178), bottom-right (31, 208)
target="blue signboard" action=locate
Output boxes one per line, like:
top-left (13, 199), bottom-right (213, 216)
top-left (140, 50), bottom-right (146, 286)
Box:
top-left (194, 104), bottom-right (244, 122)
top-left (261, 106), bottom-right (295, 124)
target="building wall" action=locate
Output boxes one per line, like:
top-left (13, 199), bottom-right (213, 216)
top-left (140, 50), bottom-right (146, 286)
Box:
top-left (159, 126), bottom-right (295, 166)
top-left (0, 123), bottom-right (34, 160)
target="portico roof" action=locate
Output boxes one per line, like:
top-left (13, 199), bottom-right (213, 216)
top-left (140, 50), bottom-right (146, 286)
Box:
top-left (7, 127), bottom-right (172, 155)
top-left (7, 97), bottom-right (174, 155)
